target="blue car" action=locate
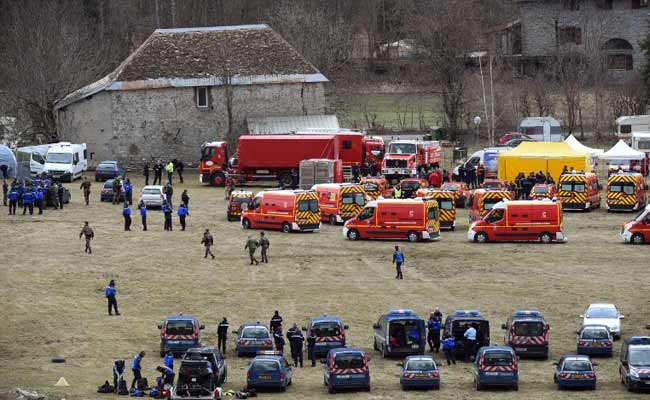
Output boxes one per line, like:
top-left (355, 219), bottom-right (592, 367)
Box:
top-left (554, 355), bottom-right (597, 390)
top-left (577, 325), bottom-right (613, 357)
top-left (157, 315), bottom-right (204, 357)
top-left (323, 347), bottom-right (370, 393)
top-left (95, 161), bottom-right (122, 182)
top-left (302, 315), bottom-right (349, 358)
top-left (473, 346), bottom-right (519, 391)
top-left (502, 310), bottom-right (549, 359)
top-left (373, 309), bottom-right (426, 358)
top-left (100, 179), bottom-right (124, 202)
top-left (399, 355), bottom-right (440, 390)
top-left (234, 323), bottom-right (273, 357)
top-left (246, 352), bottom-right (292, 391)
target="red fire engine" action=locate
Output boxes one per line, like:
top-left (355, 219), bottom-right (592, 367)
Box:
top-left (381, 140), bottom-right (442, 185)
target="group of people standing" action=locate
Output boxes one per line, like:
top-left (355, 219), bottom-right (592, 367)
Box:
top-left (455, 163), bottom-right (485, 189)
top-left (514, 170), bottom-right (555, 200)
top-left (3, 177), bottom-right (67, 215)
top-left (143, 159), bottom-right (184, 186)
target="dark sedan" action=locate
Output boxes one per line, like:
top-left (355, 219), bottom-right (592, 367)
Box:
top-left (100, 179), bottom-right (124, 202)
top-left (95, 161), bottom-right (122, 182)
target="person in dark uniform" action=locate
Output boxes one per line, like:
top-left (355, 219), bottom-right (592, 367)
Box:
top-left (290, 169), bottom-right (298, 189)
top-left (22, 189), bottom-right (34, 215)
top-left (217, 317), bottom-right (229, 354)
top-left (201, 229), bottom-right (215, 259)
top-left (177, 203), bottom-right (188, 231)
top-left (274, 327), bottom-right (285, 355)
top-left (351, 164), bottom-right (360, 182)
top-left (156, 365), bottom-right (174, 385)
top-left (113, 360), bottom-right (126, 393)
top-left (131, 351), bottom-right (145, 389)
top-left (143, 162), bottom-right (150, 186)
top-left (174, 159), bottom-right (185, 184)
top-left (164, 183), bottom-right (173, 208)
top-left (287, 324), bottom-right (304, 367)
top-left (80, 177), bottom-right (91, 206)
top-left (57, 183), bottom-right (65, 209)
top-left (370, 161), bottom-right (377, 177)
top-left (35, 186), bottom-right (44, 214)
top-left (153, 160), bottom-right (163, 185)
top-left (105, 279), bottom-right (119, 315)
top-left (163, 202), bottom-right (173, 231)
top-left (245, 236), bottom-right (259, 265)
top-left (2, 179), bottom-right (7, 206)
top-left (458, 165), bottom-right (466, 186)
top-left (427, 312), bottom-right (442, 353)
top-left (259, 231), bottom-right (269, 263)
top-left (124, 179), bottom-right (133, 205)
top-left (122, 203), bottom-right (132, 231)
top-left (307, 329), bottom-right (317, 367)
top-left (270, 310), bottom-right (283, 334)
top-left (138, 201), bottom-right (147, 231)
top-left (7, 187), bottom-right (18, 215)
top-left (181, 190), bottom-right (190, 209)
top-left (468, 166), bottom-right (477, 189)
top-left (392, 245), bottom-right (404, 279)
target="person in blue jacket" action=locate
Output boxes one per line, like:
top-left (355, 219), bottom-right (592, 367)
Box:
top-left (138, 201), bottom-right (147, 231)
top-left (123, 179), bottom-right (133, 205)
top-left (35, 186), bottom-right (44, 215)
top-left (122, 203), bottom-right (132, 231)
top-left (7, 187), bottom-right (18, 215)
top-left (162, 202), bottom-right (173, 231)
top-left (392, 245), bottom-right (404, 279)
top-left (131, 351), bottom-right (145, 389)
top-left (163, 351), bottom-right (174, 370)
top-left (442, 334), bottom-right (456, 365)
top-left (22, 189), bottom-right (35, 215)
top-left (177, 203), bottom-right (189, 231)
top-left (427, 313), bottom-right (442, 353)
top-left (105, 279), bottom-right (119, 316)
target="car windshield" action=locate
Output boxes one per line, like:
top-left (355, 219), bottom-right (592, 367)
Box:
top-left (513, 321), bottom-right (544, 336)
top-left (243, 327), bottom-right (269, 339)
top-left (334, 354), bottom-right (364, 369)
top-left (442, 184), bottom-right (458, 191)
top-left (166, 320), bottom-right (194, 335)
top-left (439, 199), bottom-right (453, 210)
top-left (561, 182), bottom-right (585, 193)
top-left (534, 187), bottom-right (549, 194)
top-left (427, 207), bottom-right (439, 220)
top-left (585, 308), bottom-right (617, 318)
top-left (201, 146), bottom-right (216, 161)
top-left (388, 143), bottom-right (416, 154)
top-left (232, 197), bottom-right (251, 204)
top-left (342, 192), bottom-right (365, 206)
top-left (629, 348), bottom-right (650, 366)
top-left (483, 352), bottom-right (512, 366)
top-left (483, 199), bottom-right (501, 210)
top-left (582, 328), bottom-right (609, 339)
top-left (143, 188), bottom-right (161, 195)
top-left (297, 199), bottom-right (319, 213)
top-left (610, 184), bottom-right (635, 195)
top-left (406, 360), bottom-right (435, 371)
top-left (313, 322), bottom-right (341, 337)
top-left (251, 360), bottom-right (278, 372)
top-left (564, 360), bottom-right (592, 371)
top-left (46, 153), bottom-right (72, 164)
top-left (98, 163), bottom-right (116, 170)
top-left (103, 181), bottom-right (114, 189)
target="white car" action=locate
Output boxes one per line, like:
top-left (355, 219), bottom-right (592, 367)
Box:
top-left (139, 185), bottom-right (166, 207)
top-left (581, 303), bottom-right (624, 339)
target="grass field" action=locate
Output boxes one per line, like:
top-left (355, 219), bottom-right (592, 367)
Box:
top-left (1, 171), bottom-right (648, 400)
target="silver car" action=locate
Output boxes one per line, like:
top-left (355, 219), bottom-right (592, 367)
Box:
top-left (139, 185), bottom-right (166, 207)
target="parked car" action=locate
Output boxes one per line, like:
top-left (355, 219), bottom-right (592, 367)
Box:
top-left (553, 355), bottom-right (597, 390)
top-left (246, 351), bottom-right (292, 392)
top-left (139, 185), bottom-right (166, 207)
top-left (100, 179), bottom-right (124, 202)
top-left (498, 132), bottom-right (535, 145)
top-left (399, 355), bottom-right (440, 390)
top-left (576, 325), bottom-right (613, 357)
top-left (581, 303), bottom-right (624, 339)
top-left (182, 347), bottom-right (227, 386)
top-left (94, 161), bottom-right (122, 182)
top-left (498, 137), bottom-right (535, 148)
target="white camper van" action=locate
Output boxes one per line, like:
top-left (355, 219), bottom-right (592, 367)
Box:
top-left (517, 117), bottom-right (564, 142)
top-left (616, 115), bottom-right (650, 139)
top-left (43, 142), bottom-right (87, 181)
top-left (632, 132), bottom-right (650, 154)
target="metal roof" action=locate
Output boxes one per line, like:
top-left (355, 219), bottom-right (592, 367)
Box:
top-left (247, 115), bottom-right (339, 135)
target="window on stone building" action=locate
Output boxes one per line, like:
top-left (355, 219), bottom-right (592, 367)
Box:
top-left (604, 38), bottom-right (634, 70)
top-left (558, 26), bottom-right (582, 45)
top-left (562, 0), bottom-right (580, 10)
top-left (196, 87), bottom-right (209, 108)
top-left (596, 0), bottom-right (613, 9)
top-left (631, 0), bottom-right (648, 8)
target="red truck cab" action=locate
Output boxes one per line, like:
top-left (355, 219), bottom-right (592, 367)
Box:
top-left (382, 140), bottom-right (442, 185)
top-left (199, 141), bottom-right (229, 186)
top-left (620, 204), bottom-right (650, 244)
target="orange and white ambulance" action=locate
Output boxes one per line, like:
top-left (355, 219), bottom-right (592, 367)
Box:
top-left (312, 183), bottom-right (367, 225)
top-left (558, 172), bottom-right (601, 211)
top-left (468, 189), bottom-right (512, 223)
top-left (343, 198), bottom-right (440, 242)
top-left (241, 190), bottom-right (321, 233)
top-left (606, 172), bottom-right (647, 212)
top-left (359, 177), bottom-right (391, 200)
top-left (416, 188), bottom-right (457, 230)
top-left (620, 204), bottom-right (650, 244)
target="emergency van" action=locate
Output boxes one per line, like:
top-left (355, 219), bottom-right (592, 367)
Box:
top-left (373, 309), bottom-right (426, 358)
top-left (530, 183), bottom-right (557, 200)
top-left (473, 346), bottom-right (519, 391)
top-left (606, 173), bottom-right (647, 212)
top-left (442, 310), bottom-right (490, 359)
top-left (302, 315), bottom-right (349, 357)
top-left (312, 183), bottom-right (366, 225)
top-left (468, 189), bottom-right (512, 223)
top-left (227, 190), bottom-right (254, 221)
top-left (558, 172), bottom-right (601, 211)
top-left (359, 177), bottom-right (390, 200)
top-left (43, 142), bottom-right (88, 182)
top-left (241, 190), bottom-right (320, 233)
top-left (416, 188), bottom-right (457, 230)
top-left (620, 204), bottom-right (650, 244)
top-left (502, 310), bottom-right (549, 359)
top-left (322, 347), bottom-right (370, 393)
top-left (468, 200), bottom-right (567, 243)
top-left (157, 315), bottom-right (205, 357)
top-left (343, 198), bottom-right (440, 242)
top-left (397, 178), bottom-right (428, 198)
top-left (619, 336), bottom-right (650, 391)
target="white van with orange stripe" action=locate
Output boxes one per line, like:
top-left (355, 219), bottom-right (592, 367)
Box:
top-left (241, 190), bottom-right (321, 233)
top-left (312, 183), bottom-right (366, 225)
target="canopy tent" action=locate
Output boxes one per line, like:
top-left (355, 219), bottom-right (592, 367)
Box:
top-left (0, 145), bottom-right (17, 179)
top-left (598, 140), bottom-right (645, 161)
top-left (564, 134), bottom-right (604, 156)
top-left (497, 142), bottom-right (590, 182)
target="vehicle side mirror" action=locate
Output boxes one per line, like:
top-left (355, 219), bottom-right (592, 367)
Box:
top-left (39, 159), bottom-right (45, 165)
top-left (645, 324), bottom-right (650, 330)
top-left (73, 160), bottom-right (78, 165)
top-left (592, 363), bottom-right (598, 367)
top-left (233, 330), bottom-right (239, 335)
top-left (157, 324), bottom-right (163, 330)
top-left (552, 362), bottom-right (558, 366)
top-left (575, 331), bottom-right (580, 335)
top-left (199, 324), bottom-right (205, 330)
top-left (343, 325), bottom-right (349, 330)
top-left (372, 324), bottom-right (380, 329)
top-left (396, 362), bottom-right (403, 367)
top-left (320, 359), bottom-right (327, 364)
top-left (619, 315), bottom-right (625, 319)
top-left (621, 360), bottom-right (628, 367)
top-left (301, 327), bottom-right (307, 331)
top-left (501, 324), bottom-right (506, 330)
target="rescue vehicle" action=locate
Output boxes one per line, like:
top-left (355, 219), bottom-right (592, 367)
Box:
top-left (619, 336), bottom-right (650, 391)
top-left (398, 355), bottom-right (440, 390)
top-left (530, 183), bottom-right (557, 200)
top-left (322, 347), bottom-right (370, 393)
top-left (553, 355), bottom-right (597, 390)
top-left (502, 310), bottom-right (549, 359)
top-left (382, 139), bottom-right (442, 184)
top-left (226, 190), bottom-right (254, 221)
top-left (620, 204), bottom-right (650, 244)
top-left (182, 347), bottom-right (227, 386)
top-left (606, 173), bottom-right (647, 212)
top-left (468, 188), bottom-right (512, 223)
top-left (343, 198), bottom-right (440, 242)
top-left (415, 188), bottom-right (457, 230)
top-left (576, 325), bottom-right (613, 357)
top-left (302, 315), bottom-right (349, 357)
top-left (441, 181), bottom-right (471, 207)
top-left (468, 200), bottom-right (567, 244)
top-left (373, 309), bottom-right (426, 358)
top-left (442, 310), bottom-right (490, 359)
top-left (241, 190), bottom-right (320, 233)
top-left (312, 183), bottom-right (366, 225)
top-left (473, 346), bottom-right (519, 391)
top-left (558, 172), bottom-right (601, 211)
top-left (246, 351), bottom-right (292, 392)
top-left (397, 178), bottom-right (428, 198)
top-left (233, 323), bottom-right (273, 357)
top-left (359, 177), bottom-right (391, 200)
top-left (157, 315), bottom-right (205, 357)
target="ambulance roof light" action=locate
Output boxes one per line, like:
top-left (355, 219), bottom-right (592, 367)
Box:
top-left (514, 310), bottom-right (541, 317)
top-left (388, 309), bottom-right (414, 316)
top-left (453, 310), bottom-right (481, 316)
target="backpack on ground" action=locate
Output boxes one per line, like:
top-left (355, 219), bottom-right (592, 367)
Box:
top-left (130, 388), bottom-right (144, 397)
top-left (117, 378), bottom-right (129, 395)
top-left (137, 377), bottom-right (149, 390)
top-left (97, 380), bottom-right (114, 393)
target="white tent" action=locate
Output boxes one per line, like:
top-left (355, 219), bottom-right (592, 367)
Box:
top-left (564, 134), bottom-right (604, 156)
top-left (598, 140), bottom-right (645, 161)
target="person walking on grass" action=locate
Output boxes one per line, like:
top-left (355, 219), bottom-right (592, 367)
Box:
top-left (259, 231), bottom-right (270, 263)
top-left (138, 200), bottom-right (147, 231)
top-left (181, 189), bottom-right (190, 209)
top-left (79, 221), bottom-right (94, 254)
top-left (105, 279), bottom-right (120, 316)
top-left (392, 245), bottom-right (404, 279)
top-left (201, 229), bottom-right (215, 259)
top-left (131, 351), bottom-right (145, 390)
top-left (122, 203), bottom-right (132, 231)
top-left (245, 235), bottom-right (259, 265)
top-left (177, 203), bottom-right (189, 231)
top-left (80, 177), bottom-right (91, 206)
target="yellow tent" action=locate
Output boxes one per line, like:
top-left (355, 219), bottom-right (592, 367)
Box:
top-left (497, 142), bottom-right (590, 182)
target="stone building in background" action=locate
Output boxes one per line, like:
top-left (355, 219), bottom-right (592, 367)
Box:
top-left (491, 0), bottom-right (649, 80)
top-left (54, 24), bottom-right (328, 166)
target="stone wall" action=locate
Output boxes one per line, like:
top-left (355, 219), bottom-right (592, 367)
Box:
top-left (57, 82), bottom-right (326, 166)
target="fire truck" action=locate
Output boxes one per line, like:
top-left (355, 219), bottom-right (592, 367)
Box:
top-left (199, 134), bottom-right (384, 187)
top-left (381, 139), bottom-right (442, 185)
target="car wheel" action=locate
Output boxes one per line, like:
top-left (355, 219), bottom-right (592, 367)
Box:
top-left (347, 229), bottom-right (360, 241)
top-left (381, 344), bottom-right (387, 358)
top-left (242, 218), bottom-right (251, 229)
top-left (210, 172), bottom-right (226, 187)
top-left (329, 214), bottom-right (337, 225)
top-left (373, 338), bottom-right (378, 351)
top-left (328, 383), bottom-right (336, 394)
top-left (365, 385), bottom-right (370, 392)
top-left (280, 385), bottom-right (286, 392)
top-left (475, 232), bottom-right (488, 243)
top-left (281, 222), bottom-right (291, 233)
top-left (278, 172), bottom-right (293, 188)
top-left (513, 383), bottom-right (519, 391)
top-left (407, 231), bottom-right (419, 242)
top-left (475, 378), bottom-right (482, 391)
top-left (632, 234), bottom-right (645, 245)
top-left (540, 232), bottom-right (553, 244)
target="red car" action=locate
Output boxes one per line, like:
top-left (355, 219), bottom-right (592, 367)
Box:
top-left (498, 132), bottom-right (535, 145)
top-left (441, 181), bottom-right (471, 208)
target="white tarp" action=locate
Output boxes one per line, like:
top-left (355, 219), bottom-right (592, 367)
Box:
top-left (598, 140), bottom-right (645, 161)
top-left (0, 144), bottom-right (17, 178)
top-left (564, 134), bottom-right (604, 156)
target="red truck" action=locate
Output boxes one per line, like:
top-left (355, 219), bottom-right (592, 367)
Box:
top-left (381, 140), bottom-right (442, 185)
top-left (199, 133), bottom-right (384, 187)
